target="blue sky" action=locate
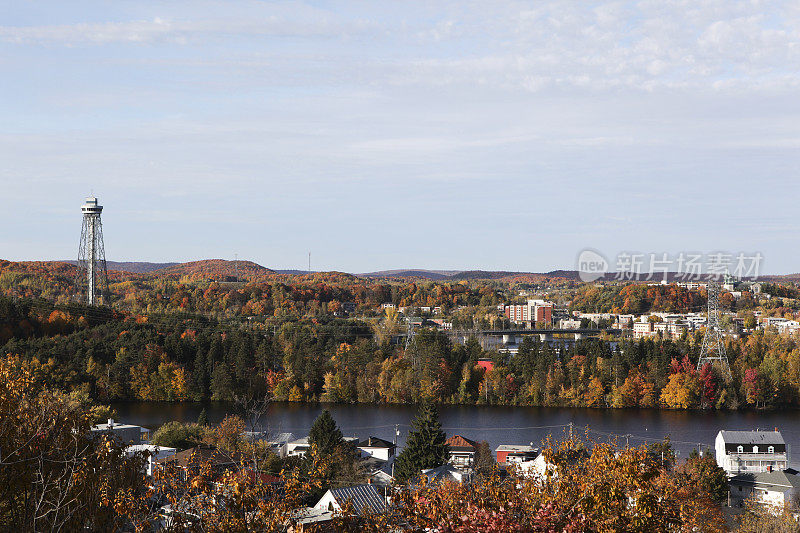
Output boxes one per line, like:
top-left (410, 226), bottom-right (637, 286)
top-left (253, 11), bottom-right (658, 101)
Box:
top-left (2, 1), bottom-right (799, 273)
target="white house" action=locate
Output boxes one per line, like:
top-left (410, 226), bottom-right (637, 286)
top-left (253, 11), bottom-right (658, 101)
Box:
top-left (357, 436), bottom-right (397, 463)
top-left (420, 464), bottom-right (471, 485)
top-left (287, 435), bottom-right (358, 458)
top-left (445, 435), bottom-right (478, 468)
top-left (124, 444), bottom-right (176, 476)
top-left (729, 470), bottom-right (800, 508)
top-left (287, 437), bottom-right (310, 457)
top-left (715, 430), bottom-right (788, 476)
top-left (92, 419), bottom-right (151, 445)
top-left (517, 448), bottom-right (589, 482)
top-left (265, 432), bottom-right (295, 458)
top-left (517, 453), bottom-right (551, 481)
top-left (314, 484), bottom-right (387, 515)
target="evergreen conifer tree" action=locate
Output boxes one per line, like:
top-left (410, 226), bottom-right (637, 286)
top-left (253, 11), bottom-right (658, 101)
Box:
top-left (197, 408), bottom-right (208, 426)
top-left (308, 409), bottom-right (344, 456)
top-left (394, 404), bottom-right (448, 483)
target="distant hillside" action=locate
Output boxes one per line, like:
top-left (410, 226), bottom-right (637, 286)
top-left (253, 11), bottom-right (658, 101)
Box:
top-left (151, 259), bottom-right (274, 280)
top-left (359, 269), bottom-right (458, 280)
top-left (450, 270), bottom-right (534, 280)
top-left (2, 260), bottom-right (76, 276)
top-left (61, 260), bottom-right (178, 274)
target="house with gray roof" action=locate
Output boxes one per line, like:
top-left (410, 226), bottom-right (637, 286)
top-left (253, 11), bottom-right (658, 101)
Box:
top-left (419, 464), bottom-right (472, 485)
top-left (314, 484), bottom-right (387, 515)
top-left (715, 430), bottom-right (788, 476)
top-left (91, 418), bottom-right (151, 446)
top-left (729, 469), bottom-right (800, 508)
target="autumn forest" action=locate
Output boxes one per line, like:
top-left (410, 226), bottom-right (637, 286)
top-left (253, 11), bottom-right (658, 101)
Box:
top-left (2, 259), bottom-right (800, 411)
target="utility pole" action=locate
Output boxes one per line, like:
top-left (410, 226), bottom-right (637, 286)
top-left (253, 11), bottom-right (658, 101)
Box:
top-left (308, 252), bottom-right (311, 275)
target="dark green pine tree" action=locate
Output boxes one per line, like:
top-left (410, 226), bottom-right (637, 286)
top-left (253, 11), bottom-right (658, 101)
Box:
top-left (192, 350), bottom-right (209, 398)
top-left (308, 409), bottom-right (344, 456)
top-left (207, 337), bottom-right (224, 376)
top-left (197, 408), bottom-right (209, 427)
top-left (234, 335), bottom-right (254, 386)
top-left (393, 404), bottom-right (448, 483)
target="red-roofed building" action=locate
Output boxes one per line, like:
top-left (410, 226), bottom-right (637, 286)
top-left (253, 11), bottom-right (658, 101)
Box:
top-left (476, 359), bottom-right (494, 373)
top-left (445, 435), bottom-right (478, 468)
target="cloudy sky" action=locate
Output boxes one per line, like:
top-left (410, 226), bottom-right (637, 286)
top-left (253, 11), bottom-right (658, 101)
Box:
top-left (2, 1), bottom-right (799, 273)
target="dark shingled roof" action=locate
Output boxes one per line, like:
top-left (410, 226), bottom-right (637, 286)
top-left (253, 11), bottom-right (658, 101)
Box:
top-left (719, 430), bottom-right (785, 446)
top-left (328, 484), bottom-right (387, 515)
top-left (358, 436), bottom-right (395, 449)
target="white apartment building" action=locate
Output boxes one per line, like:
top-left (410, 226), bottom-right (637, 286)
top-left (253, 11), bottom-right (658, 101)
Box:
top-left (715, 430), bottom-right (788, 477)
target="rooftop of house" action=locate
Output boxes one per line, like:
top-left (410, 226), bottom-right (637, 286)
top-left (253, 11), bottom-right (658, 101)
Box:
top-left (361, 456), bottom-right (389, 472)
top-left (155, 444), bottom-right (240, 468)
top-left (323, 484), bottom-right (387, 515)
top-left (270, 432), bottom-right (295, 444)
top-left (125, 444), bottom-right (176, 454)
top-left (718, 430), bottom-right (785, 446)
top-left (291, 507), bottom-right (334, 525)
top-left (496, 444), bottom-right (538, 453)
top-left (420, 464), bottom-right (469, 485)
top-left (358, 436), bottom-right (396, 449)
top-left (446, 434), bottom-right (478, 452)
top-left (91, 419), bottom-right (148, 432)
top-left (731, 470), bottom-right (800, 493)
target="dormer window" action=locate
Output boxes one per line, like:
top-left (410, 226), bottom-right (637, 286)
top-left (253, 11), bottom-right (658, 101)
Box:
top-left (753, 446), bottom-right (759, 453)
top-left (768, 446), bottom-right (774, 454)
top-left (737, 446), bottom-right (743, 453)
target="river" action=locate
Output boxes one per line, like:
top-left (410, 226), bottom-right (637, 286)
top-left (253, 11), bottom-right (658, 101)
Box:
top-left (110, 402), bottom-right (800, 461)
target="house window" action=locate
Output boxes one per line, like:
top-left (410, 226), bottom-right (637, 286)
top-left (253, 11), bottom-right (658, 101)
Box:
top-left (768, 446), bottom-right (774, 454)
top-left (753, 446), bottom-right (759, 453)
top-left (738, 486), bottom-right (742, 491)
top-left (737, 446), bottom-right (743, 453)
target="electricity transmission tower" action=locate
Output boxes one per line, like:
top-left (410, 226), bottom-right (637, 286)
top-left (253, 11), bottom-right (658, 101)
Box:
top-left (77, 196), bottom-right (109, 305)
top-left (697, 279), bottom-right (731, 379)
top-left (405, 317), bottom-right (419, 368)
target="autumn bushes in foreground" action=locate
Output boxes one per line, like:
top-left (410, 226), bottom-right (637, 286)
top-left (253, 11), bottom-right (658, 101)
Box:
top-left (389, 438), bottom-right (726, 533)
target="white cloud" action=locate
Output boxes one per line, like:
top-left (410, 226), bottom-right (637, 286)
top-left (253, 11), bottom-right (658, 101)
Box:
top-left (0, 15), bottom-right (382, 45)
top-left (2, 1), bottom-right (799, 94)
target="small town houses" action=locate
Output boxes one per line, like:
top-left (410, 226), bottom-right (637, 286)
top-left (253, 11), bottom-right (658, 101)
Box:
top-left (95, 416), bottom-right (800, 527)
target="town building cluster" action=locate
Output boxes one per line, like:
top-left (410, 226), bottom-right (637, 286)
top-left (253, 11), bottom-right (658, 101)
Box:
top-left (90, 418), bottom-right (800, 526)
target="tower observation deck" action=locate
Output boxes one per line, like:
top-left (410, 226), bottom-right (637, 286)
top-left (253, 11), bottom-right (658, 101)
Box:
top-left (77, 196), bottom-right (108, 305)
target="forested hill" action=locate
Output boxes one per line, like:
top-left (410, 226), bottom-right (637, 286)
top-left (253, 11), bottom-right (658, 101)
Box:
top-left (1, 293), bottom-right (799, 411)
top-left (148, 259), bottom-right (274, 280)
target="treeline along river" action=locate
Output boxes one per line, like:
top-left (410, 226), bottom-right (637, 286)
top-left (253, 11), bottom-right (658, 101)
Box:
top-left (111, 402), bottom-right (800, 462)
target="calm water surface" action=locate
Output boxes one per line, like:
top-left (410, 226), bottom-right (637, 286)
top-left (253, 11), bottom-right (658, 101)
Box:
top-left (111, 402), bottom-right (800, 460)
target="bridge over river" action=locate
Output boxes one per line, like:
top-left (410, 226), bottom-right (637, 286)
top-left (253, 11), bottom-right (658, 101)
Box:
top-left (447, 328), bottom-right (624, 352)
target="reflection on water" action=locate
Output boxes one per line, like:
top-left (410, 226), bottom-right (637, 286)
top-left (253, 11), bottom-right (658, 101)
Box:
top-left (111, 401), bottom-right (800, 460)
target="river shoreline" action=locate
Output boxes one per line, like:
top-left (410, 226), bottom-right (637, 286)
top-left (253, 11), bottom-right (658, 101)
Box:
top-left (110, 401), bottom-right (800, 461)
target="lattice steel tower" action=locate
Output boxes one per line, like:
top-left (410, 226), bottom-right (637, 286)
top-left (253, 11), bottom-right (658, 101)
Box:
top-left (77, 196), bottom-right (109, 305)
top-left (697, 279), bottom-right (731, 378)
